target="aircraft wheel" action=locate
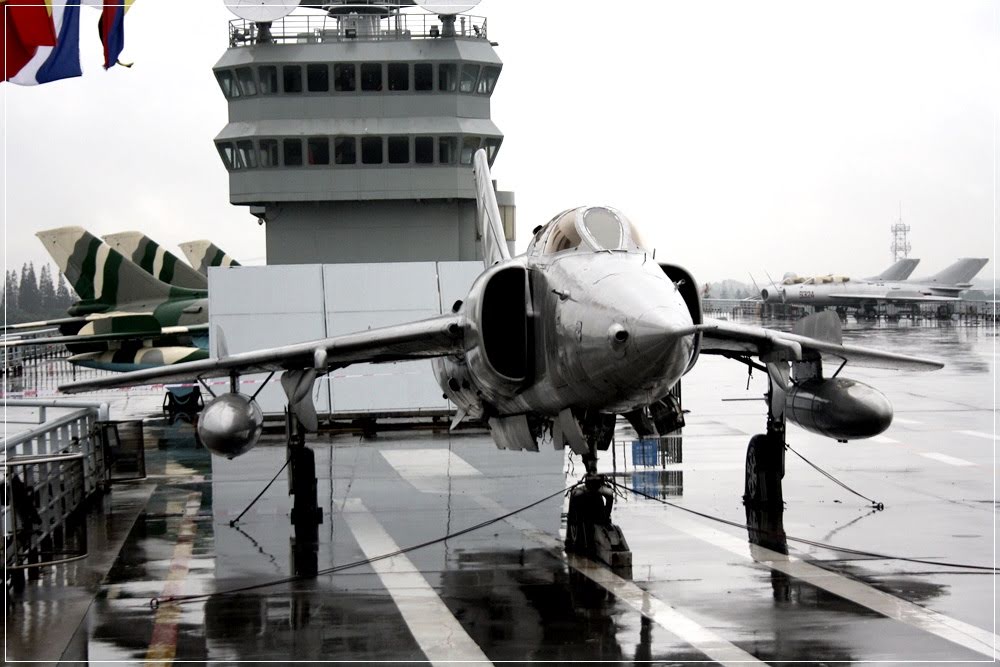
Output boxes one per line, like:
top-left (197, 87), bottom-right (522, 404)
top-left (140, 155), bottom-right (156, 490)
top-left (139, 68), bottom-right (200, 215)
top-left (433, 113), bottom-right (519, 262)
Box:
top-left (744, 434), bottom-right (783, 508)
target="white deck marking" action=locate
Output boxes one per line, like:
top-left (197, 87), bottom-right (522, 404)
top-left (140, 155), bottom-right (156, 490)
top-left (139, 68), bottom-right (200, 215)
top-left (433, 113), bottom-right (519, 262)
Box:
top-left (957, 430), bottom-right (998, 441)
top-left (920, 452), bottom-right (976, 467)
top-left (471, 493), bottom-right (764, 665)
top-left (652, 510), bottom-right (999, 659)
top-left (869, 435), bottom-right (899, 443)
top-left (380, 449), bottom-right (481, 493)
top-left (893, 417), bottom-right (922, 425)
top-left (340, 498), bottom-right (492, 666)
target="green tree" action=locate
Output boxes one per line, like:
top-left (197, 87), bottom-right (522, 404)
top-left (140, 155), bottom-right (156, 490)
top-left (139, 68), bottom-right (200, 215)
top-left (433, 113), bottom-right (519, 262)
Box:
top-left (18, 262), bottom-right (40, 317)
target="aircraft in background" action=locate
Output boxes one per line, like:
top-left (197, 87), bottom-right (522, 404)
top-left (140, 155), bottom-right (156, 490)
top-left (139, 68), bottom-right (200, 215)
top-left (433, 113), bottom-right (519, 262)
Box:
top-left (103, 231), bottom-right (208, 291)
top-left (179, 240), bottom-right (241, 276)
top-left (60, 149), bottom-right (943, 567)
top-left (761, 258), bottom-right (988, 311)
top-left (777, 257), bottom-right (921, 288)
top-left (3, 227), bottom-right (209, 371)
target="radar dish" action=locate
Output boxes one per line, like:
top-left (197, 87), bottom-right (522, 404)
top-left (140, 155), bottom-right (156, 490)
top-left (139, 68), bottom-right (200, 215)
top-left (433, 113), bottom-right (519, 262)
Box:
top-left (414, 0), bottom-right (481, 16)
top-left (225, 0), bottom-right (298, 22)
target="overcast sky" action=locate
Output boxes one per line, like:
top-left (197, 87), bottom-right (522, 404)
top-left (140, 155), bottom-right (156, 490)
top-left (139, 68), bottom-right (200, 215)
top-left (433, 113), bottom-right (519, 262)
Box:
top-left (2, 0), bottom-right (997, 285)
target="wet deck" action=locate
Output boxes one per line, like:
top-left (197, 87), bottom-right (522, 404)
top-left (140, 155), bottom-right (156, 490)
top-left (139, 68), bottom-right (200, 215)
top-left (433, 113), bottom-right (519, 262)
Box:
top-left (6, 321), bottom-right (998, 664)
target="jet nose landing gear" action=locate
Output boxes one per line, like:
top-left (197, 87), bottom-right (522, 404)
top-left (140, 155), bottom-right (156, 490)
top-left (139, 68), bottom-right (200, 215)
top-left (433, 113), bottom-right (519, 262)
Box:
top-left (565, 473), bottom-right (632, 570)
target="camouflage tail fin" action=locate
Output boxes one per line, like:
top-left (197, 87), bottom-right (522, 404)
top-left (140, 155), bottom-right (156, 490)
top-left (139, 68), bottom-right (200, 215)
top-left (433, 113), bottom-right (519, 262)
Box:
top-left (103, 231), bottom-right (208, 291)
top-left (36, 226), bottom-right (180, 306)
top-left (925, 258), bottom-right (989, 286)
top-left (178, 240), bottom-right (241, 276)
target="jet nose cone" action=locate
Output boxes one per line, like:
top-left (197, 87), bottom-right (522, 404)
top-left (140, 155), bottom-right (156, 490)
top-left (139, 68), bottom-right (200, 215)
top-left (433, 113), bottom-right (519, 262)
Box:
top-left (627, 306), bottom-right (694, 365)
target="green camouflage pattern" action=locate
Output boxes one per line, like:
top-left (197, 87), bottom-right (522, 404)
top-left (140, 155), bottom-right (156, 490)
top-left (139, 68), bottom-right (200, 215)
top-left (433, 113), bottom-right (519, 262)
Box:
top-left (178, 239), bottom-right (241, 276)
top-left (103, 231), bottom-right (208, 290)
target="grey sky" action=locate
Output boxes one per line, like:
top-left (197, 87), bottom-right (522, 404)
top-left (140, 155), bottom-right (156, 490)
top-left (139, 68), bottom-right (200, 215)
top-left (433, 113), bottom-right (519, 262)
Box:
top-left (2, 0), bottom-right (996, 285)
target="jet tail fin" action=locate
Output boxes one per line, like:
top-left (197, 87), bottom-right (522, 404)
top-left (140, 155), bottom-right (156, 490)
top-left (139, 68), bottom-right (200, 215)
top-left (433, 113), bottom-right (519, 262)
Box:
top-left (472, 148), bottom-right (511, 268)
top-left (36, 226), bottom-right (180, 306)
top-left (178, 240), bottom-right (241, 276)
top-left (925, 258), bottom-right (989, 286)
top-left (103, 231), bottom-right (208, 290)
top-left (869, 258), bottom-right (920, 282)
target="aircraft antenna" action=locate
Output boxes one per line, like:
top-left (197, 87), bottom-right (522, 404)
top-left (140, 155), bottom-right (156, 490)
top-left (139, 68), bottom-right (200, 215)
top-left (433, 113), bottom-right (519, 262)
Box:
top-left (890, 203), bottom-right (911, 262)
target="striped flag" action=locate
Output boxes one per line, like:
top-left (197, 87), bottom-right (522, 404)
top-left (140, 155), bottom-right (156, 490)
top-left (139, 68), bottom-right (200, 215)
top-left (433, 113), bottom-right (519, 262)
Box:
top-left (2, 0), bottom-right (58, 81)
top-left (9, 0), bottom-right (82, 85)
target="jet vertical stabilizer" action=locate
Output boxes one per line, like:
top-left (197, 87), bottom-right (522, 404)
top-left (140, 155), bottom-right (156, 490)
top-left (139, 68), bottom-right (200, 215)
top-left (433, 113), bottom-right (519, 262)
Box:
top-left (104, 231), bottom-right (208, 291)
top-left (868, 258), bottom-right (920, 282)
top-left (178, 240), bottom-right (241, 276)
top-left (923, 258), bottom-right (989, 286)
top-left (473, 150), bottom-right (511, 268)
top-left (36, 226), bottom-right (202, 311)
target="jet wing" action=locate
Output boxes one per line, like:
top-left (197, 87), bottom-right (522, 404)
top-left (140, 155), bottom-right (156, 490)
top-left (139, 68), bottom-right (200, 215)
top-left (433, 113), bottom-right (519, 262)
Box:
top-left (59, 314), bottom-right (466, 394)
top-left (698, 317), bottom-right (943, 370)
top-left (828, 293), bottom-right (959, 303)
top-left (3, 315), bottom-right (94, 332)
top-left (2, 324), bottom-right (209, 349)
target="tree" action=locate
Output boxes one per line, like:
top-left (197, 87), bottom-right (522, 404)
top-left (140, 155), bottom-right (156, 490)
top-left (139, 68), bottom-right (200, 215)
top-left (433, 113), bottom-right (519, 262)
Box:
top-left (18, 263), bottom-right (40, 316)
top-left (38, 264), bottom-right (55, 312)
top-left (2, 270), bottom-right (16, 318)
top-left (55, 272), bottom-right (74, 308)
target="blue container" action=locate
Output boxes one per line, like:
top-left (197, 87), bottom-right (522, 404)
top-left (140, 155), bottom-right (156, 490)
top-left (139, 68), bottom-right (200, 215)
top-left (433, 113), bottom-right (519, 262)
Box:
top-left (631, 438), bottom-right (659, 467)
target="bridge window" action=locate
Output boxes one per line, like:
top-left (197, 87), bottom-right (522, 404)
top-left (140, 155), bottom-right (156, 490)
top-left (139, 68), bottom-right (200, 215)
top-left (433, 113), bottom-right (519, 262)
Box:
top-left (215, 70), bottom-right (239, 98)
top-left (388, 136), bottom-right (409, 164)
top-left (439, 136), bottom-right (457, 164)
top-left (237, 140), bottom-right (257, 168)
top-left (259, 139), bottom-right (278, 167)
top-left (415, 136), bottom-right (434, 163)
top-left (483, 137), bottom-right (501, 164)
top-left (334, 63), bottom-right (356, 91)
top-left (361, 63), bottom-right (382, 91)
top-left (216, 142), bottom-right (236, 169)
top-left (459, 64), bottom-right (479, 93)
top-left (478, 66), bottom-right (500, 94)
top-left (236, 67), bottom-right (257, 96)
top-left (283, 138), bottom-right (303, 166)
top-left (414, 63), bottom-right (433, 91)
top-left (308, 137), bottom-right (330, 165)
top-left (283, 65), bottom-right (302, 93)
top-left (259, 66), bottom-right (277, 94)
top-left (307, 64), bottom-right (329, 92)
top-left (438, 64), bottom-right (457, 91)
top-left (361, 136), bottom-right (383, 164)
top-left (388, 63), bottom-right (409, 91)
top-left (334, 137), bottom-right (356, 164)
top-left (460, 136), bottom-right (480, 165)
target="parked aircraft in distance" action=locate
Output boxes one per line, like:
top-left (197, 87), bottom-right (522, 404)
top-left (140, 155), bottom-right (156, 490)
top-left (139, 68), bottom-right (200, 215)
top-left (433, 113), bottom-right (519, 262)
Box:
top-left (3, 227), bottom-right (209, 371)
top-left (104, 231), bottom-right (208, 291)
top-left (761, 258), bottom-right (988, 311)
top-left (179, 239), bottom-right (241, 276)
top-left (61, 150), bottom-right (943, 567)
top-left (778, 257), bottom-right (921, 288)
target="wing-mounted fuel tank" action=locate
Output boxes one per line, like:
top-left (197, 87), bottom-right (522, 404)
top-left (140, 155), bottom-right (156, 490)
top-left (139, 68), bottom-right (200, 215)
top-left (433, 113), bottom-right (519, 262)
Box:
top-left (462, 262), bottom-right (534, 397)
top-left (197, 393), bottom-right (264, 459)
top-left (658, 263), bottom-right (702, 374)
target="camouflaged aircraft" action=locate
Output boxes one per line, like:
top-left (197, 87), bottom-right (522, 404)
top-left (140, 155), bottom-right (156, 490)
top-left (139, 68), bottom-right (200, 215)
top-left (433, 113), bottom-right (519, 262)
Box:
top-left (61, 149), bottom-right (943, 566)
top-left (179, 239), bottom-right (241, 276)
top-left (104, 231), bottom-right (208, 291)
top-left (3, 227), bottom-right (210, 371)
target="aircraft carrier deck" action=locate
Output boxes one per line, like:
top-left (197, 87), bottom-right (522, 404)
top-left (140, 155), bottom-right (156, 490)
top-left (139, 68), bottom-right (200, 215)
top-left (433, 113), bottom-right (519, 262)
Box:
top-left (5, 320), bottom-right (997, 664)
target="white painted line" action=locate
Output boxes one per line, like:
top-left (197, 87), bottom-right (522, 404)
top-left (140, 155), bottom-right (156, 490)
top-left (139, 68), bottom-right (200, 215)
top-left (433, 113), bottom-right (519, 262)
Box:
top-left (957, 430), bottom-right (998, 441)
top-left (920, 452), bottom-right (976, 467)
top-left (471, 493), bottom-right (764, 666)
top-left (649, 510), bottom-right (999, 659)
top-left (893, 417), bottom-right (922, 425)
top-left (381, 449), bottom-right (482, 493)
top-left (340, 498), bottom-right (492, 666)
top-left (869, 435), bottom-right (899, 444)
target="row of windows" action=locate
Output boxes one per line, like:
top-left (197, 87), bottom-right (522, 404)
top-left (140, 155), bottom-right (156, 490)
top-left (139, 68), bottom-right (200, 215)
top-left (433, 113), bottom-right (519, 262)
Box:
top-left (216, 62), bottom-right (500, 99)
top-left (217, 135), bottom-right (501, 171)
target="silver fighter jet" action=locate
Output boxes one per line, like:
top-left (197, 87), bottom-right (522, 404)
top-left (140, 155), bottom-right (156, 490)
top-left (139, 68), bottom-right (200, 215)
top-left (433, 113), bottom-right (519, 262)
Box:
top-left (61, 149), bottom-right (942, 566)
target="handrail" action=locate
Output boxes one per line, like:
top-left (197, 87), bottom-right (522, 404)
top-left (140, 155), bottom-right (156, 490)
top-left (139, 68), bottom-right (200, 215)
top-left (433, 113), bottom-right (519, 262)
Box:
top-left (1, 407), bottom-right (97, 451)
top-left (3, 452), bottom-right (85, 467)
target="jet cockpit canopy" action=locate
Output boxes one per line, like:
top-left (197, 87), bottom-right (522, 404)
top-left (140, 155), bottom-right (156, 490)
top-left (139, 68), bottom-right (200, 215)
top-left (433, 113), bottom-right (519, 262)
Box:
top-left (528, 206), bottom-right (649, 256)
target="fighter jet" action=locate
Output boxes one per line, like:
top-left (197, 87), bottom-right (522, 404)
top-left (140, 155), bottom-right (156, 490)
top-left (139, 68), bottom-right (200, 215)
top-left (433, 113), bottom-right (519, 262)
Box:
top-left (179, 239), bottom-right (241, 276)
top-left (3, 227), bottom-right (209, 371)
top-left (762, 258), bottom-right (988, 310)
top-left (103, 231), bottom-right (208, 291)
top-left (60, 150), bottom-right (942, 565)
top-left (777, 257), bottom-right (921, 287)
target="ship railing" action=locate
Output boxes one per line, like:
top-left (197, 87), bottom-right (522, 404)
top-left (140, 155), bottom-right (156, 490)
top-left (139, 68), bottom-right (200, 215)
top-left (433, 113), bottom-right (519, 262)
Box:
top-left (229, 12), bottom-right (488, 47)
top-left (3, 400), bottom-right (110, 593)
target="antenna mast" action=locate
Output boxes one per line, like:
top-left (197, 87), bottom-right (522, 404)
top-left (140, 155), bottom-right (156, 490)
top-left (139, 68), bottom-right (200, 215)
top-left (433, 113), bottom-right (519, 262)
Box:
top-left (890, 202), bottom-right (911, 263)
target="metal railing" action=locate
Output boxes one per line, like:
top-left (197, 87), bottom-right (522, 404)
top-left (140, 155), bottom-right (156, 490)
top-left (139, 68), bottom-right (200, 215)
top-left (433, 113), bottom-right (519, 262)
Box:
top-left (3, 400), bottom-right (109, 590)
top-left (229, 12), bottom-right (488, 47)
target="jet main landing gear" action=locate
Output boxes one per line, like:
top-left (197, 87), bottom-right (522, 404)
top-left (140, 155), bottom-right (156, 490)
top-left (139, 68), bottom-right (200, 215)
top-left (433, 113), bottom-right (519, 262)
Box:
top-left (564, 442), bottom-right (632, 570)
